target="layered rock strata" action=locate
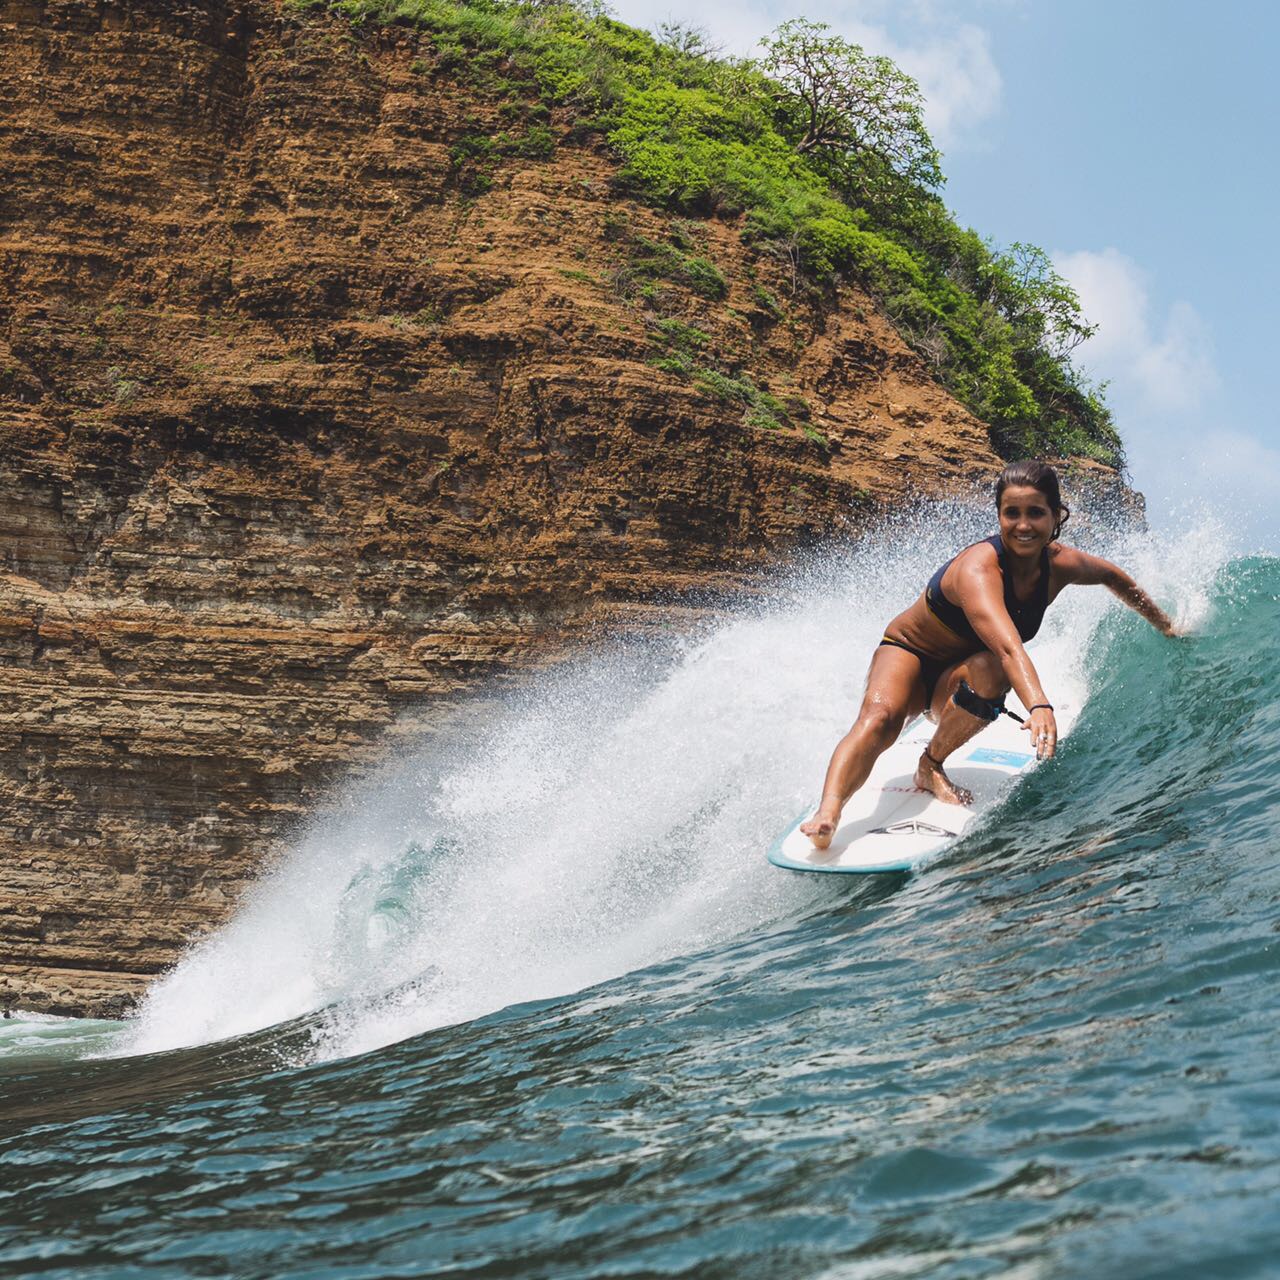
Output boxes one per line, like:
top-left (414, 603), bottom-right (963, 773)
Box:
top-left (0, 0), bottom-right (1005, 1015)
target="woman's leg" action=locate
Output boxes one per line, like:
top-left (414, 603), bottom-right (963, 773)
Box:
top-left (801, 645), bottom-right (926, 849)
top-left (914, 649), bottom-right (1010, 805)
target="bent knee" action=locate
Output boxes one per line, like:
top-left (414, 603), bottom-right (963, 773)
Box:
top-left (965, 651), bottom-right (1011, 696)
top-left (854, 704), bottom-right (906, 741)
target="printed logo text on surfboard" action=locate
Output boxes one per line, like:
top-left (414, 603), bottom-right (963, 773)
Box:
top-left (868, 820), bottom-right (958, 838)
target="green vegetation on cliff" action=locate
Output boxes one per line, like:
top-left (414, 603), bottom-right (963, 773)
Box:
top-left (291, 0), bottom-right (1122, 466)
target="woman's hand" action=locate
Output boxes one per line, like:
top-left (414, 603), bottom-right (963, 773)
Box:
top-left (1023, 706), bottom-right (1058, 760)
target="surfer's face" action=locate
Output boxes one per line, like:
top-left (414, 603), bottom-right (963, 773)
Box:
top-left (998, 485), bottom-right (1057, 555)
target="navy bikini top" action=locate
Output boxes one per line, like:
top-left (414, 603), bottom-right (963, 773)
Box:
top-left (925, 534), bottom-right (1051, 645)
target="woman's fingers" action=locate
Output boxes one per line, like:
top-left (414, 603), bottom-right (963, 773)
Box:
top-left (1023, 712), bottom-right (1058, 759)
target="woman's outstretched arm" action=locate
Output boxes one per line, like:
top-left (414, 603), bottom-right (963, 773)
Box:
top-left (1054, 547), bottom-right (1180, 636)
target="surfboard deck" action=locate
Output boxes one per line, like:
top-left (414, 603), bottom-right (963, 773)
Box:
top-left (769, 701), bottom-right (1076, 874)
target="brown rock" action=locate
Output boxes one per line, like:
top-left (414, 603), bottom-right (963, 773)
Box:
top-left (0, 0), bottom-right (1008, 1016)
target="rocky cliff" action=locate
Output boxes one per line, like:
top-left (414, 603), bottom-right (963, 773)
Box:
top-left (1, 0), bottom-right (1010, 1016)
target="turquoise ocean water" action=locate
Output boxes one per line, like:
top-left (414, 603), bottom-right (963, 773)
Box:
top-left (2, 517), bottom-right (1278, 1277)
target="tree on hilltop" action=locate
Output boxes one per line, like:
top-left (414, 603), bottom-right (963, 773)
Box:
top-left (760, 18), bottom-right (941, 206)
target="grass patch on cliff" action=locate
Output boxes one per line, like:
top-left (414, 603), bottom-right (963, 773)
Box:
top-left (608, 230), bottom-right (727, 305)
top-left (644, 317), bottom-right (813, 440)
top-left (629, 236), bottom-right (727, 300)
top-left (288, 0), bottom-right (1123, 467)
top-left (691, 370), bottom-right (799, 437)
top-left (449, 121), bottom-right (558, 191)
top-left (653, 316), bottom-right (710, 353)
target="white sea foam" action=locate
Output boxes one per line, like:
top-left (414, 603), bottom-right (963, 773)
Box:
top-left (115, 502), bottom-right (1231, 1064)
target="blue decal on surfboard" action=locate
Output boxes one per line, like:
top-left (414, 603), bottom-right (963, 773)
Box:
top-left (967, 746), bottom-right (1034, 767)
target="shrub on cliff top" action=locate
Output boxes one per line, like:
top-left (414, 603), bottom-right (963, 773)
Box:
top-left (760, 18), bottom-right (942, 206)
top-left (288, 0), bottom-right (1122, 468)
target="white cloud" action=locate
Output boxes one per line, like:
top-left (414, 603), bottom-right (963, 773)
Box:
top-left (1198, 428), bottom-right (1280, 491)
top-left (1052, 247), bottom-right (1219, 415)
top-left (1048, 249), bottom-right (1280, 549)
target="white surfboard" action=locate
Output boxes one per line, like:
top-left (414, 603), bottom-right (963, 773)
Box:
top-left (769, 699), bottom-right (1077, 874)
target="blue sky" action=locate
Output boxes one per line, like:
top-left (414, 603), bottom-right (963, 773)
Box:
top-left (610, 0), bottom-right (1279, 551)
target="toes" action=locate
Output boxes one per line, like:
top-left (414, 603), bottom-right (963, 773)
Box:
top-left (802, 817), bottom-right (836, 849)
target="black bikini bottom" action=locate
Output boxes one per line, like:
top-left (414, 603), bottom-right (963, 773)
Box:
top-left (878, 637), bottom-right (956, 708)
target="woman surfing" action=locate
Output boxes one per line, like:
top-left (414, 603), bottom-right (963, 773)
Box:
top-left (801, 460), bottom-right (1179, 851)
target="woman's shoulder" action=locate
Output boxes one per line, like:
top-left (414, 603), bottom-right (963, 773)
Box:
top-left (1048, 542), bottom-right (1113, 585)
top-left (952, 537), bottom-right (1002, 572)
top-left (1048, 541), bottom-right (1092, 565)
top-left (942, 538), bottom-right (1002, 595)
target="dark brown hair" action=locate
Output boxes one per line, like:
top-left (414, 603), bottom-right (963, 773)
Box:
top-left (995, 459), bottom-right (1070, 541)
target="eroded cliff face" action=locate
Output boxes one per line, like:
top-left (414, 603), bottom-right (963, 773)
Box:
top-left (0, 0), bottom-right (1005, 1015)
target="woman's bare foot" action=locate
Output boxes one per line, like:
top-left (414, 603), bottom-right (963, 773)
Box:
top-left (800, 811), bottom-right (839, 850)
top-left (914, 752), bottom-right (973, 806)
